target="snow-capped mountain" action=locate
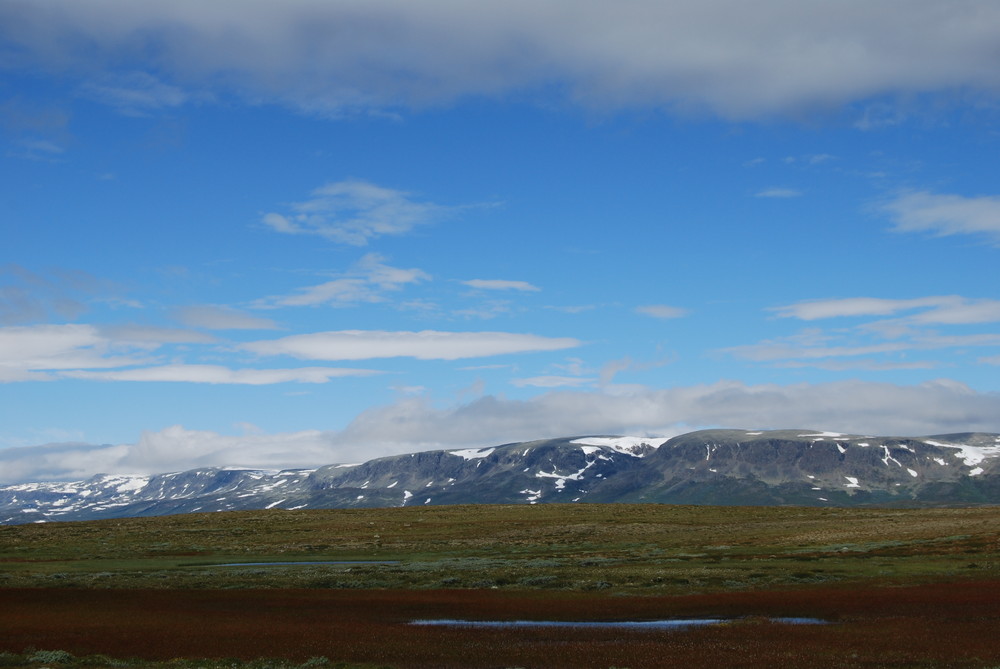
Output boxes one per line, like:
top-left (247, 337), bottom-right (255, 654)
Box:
top-left (3, 429), bottom-right (1000, 524)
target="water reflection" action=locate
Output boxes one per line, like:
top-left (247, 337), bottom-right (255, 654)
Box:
top-left (411, 617), bottom-right (828, 629)
top-left (215, 560), bottom-right (400, 567)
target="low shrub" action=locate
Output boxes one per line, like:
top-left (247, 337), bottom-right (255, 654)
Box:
top-left (28, 649), bottom-right (75, 664)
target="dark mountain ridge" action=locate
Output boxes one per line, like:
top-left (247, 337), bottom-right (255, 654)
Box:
top-left (3, 429), bottom-right (999, 524)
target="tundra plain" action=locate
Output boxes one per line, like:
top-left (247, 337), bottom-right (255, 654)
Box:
top-left (2, 503), bottom-right (1000, 667)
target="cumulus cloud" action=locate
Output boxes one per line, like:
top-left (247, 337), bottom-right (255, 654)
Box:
top-left (242, 329), bottom-right (581, 361)
top-left (881, 191), bottom-right (1000, 244)
top-left (462, 279), bottom-right (540, 292)
top-left (262, 180), bottom-right (457, 246)
top-left (3, 1), bottom-right (1000, 118)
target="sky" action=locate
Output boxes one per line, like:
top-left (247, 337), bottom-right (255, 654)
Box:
top-left (2, 0), bottom-right (1000, 483)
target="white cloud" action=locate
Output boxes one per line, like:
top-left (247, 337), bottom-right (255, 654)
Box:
top-left (754, 187), bottom-right (802, 198)
top-left (61, 364), bottom-right (381, 385)
top-left (5, 379), bottom-right (1000, 483)
top-left (330, 379), bottom-right (1000, 455)
top-left (772, 296), bottom-right (954, 320)
top-left (726, 304), bottom-right (1000, 365)
top-left (5, 1), bottom-right (1000, 118)
top-left (242, 330), bottom-right (581, 361)
top-left (0, 324), bottom-right (152, 381)
top-left (462, 279), bottom-right (540, 291)
top-left (0, 442), bottom-right (135, 483)
top-left (258, 254), bottom-right (430, 307)
top-left (174, 305), bottom-right (278, 330)
top-left (881, 191), bottom-right (1000, 244)
top-left (262, 180), bottom-right (457, 246)
top-left (636, 304), bottom-right (688, 319)
top-left (121, 425), bottom-right (338, 474)
top-left (773, 296), bottom-right (1000, 325)
top-left (0, 324), bottom-right (382, 386)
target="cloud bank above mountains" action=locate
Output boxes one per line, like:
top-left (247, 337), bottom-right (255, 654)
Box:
top-left (4, 378), bottom-right (999, 484)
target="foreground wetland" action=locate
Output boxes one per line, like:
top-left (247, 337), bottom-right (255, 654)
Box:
top-left (2, 503), bottom-right (1000, 667)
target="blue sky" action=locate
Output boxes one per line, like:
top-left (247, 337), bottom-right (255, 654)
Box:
top-left (3, 0), bottom-right (1000, 482)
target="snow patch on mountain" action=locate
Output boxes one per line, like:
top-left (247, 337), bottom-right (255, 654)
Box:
top-left (923, 439), bottom-right (1000, 467)
top-left (571, 436), bottom-right (667, 456)
top-left (448, 447), bottom-right (496, 460)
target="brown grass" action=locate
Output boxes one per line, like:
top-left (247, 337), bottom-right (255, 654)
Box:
top-left (3, 581), bottom-right (1000, 668)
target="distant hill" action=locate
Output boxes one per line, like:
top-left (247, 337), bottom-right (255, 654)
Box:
top-left (3, 429), bottom-right (1000, 524)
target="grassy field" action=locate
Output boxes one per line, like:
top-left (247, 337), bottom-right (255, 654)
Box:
top-left (2, 504), bottom-right (999, 591)
top-left (2, 503), bottom-right (1000, 667)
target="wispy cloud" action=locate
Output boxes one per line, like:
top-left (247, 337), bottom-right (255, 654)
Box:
top-left (242, 330), bottom-right (581, 361)
top-left (174, 305), bottom-right (278, 330)
top-left (462, 279), bottom-right (540, 292)
top-left (258, 254), bottom-right (429, 308)
top-left (511, 375), bottom-right (595, 388)
top-left (880, 190), bottom-right (1000, 245)
top-left (0, 265), bottom-right (119, 325)
top-left (100, 324), bottom-right (216, 345)
top-left (728, 295), bottom-right (1000, 368)
top-left (63, 364), bottom-right (380, 385)
top-left (636, 304), bottom-right (688, 319)
top-left (0, 98), bottom-right (71, 161)
top-left (79, 72), bottom-right (189, 115)
top-left (0, 324), bottom-right (152, 382)
top-left (754, 187), bottom-right (802, 198)
top-left (773, 296), bottom-right (1000, 325)
top-left (262, 180), bottom-right (459, 246)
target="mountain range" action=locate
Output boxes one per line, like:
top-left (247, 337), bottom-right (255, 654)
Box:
top-left (3, 428), bottom-right (1000, 524)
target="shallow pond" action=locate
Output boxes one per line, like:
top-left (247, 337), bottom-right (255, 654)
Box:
top-left (411, 617), bottom-right (828, 629)
top-left (215, 560), bottom-right (400, 567)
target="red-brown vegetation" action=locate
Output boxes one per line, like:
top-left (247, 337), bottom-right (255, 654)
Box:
top-left (3, 580), bottom-right (1000, 668)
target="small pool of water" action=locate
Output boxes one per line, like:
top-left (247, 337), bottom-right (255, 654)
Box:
top-left (411, 617), bottom-right (828, 629)
top-left (214, 560), bottom-right (400, 567)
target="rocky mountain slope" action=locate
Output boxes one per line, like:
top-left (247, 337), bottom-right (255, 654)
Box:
top-left (3, 429), bottom-right (1000, 524)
